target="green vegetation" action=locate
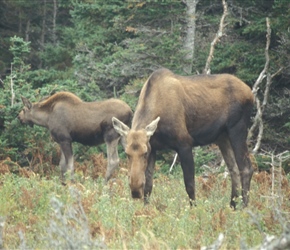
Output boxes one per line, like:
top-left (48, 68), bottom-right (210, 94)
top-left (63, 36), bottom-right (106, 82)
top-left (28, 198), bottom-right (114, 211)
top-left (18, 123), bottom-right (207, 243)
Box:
top-left (0, 1), bottom-right (289, 161)
top-left (0, 155), bottom-right (289, 249)
top-left (1, 0), bottom-right (290, 164)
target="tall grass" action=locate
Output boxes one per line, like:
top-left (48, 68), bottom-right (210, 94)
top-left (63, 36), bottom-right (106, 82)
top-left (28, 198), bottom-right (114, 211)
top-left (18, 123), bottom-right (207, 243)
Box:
top-left (0, 154), bottom-right (290, 249)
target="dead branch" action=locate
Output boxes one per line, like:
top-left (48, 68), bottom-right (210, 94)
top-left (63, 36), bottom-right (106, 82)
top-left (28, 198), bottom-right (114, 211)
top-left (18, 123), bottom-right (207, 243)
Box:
top-left (250, 98), bottom-right (263, 154)
top-left (248, 18), bottom-right (282, 154)
top-left (0, 217), bottom-right (4, 249)
top-left (169, 153), bottom-right (178, 173)
top-left (252, 18), bottom-right (271, 95)
top-left (10, 64), bottom-right (15, 107)
top-left (203, 0), bottom-right (228, 74)
top-left (0, 78), bottom-right (4, 88)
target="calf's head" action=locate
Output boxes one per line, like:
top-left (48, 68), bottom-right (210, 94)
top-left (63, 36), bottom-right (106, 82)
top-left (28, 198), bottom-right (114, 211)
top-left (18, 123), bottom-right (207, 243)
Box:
top-left (18, 97), bottom-right (34, 127)
top-left (112, 116), bottom-right (160, 199)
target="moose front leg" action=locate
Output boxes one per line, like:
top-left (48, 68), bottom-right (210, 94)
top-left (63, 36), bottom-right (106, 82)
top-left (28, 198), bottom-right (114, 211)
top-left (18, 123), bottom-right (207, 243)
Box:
top-left (178, 146), bottom-right (195, 205)
top-left (59, 151), bottom-right (66, 183)
top-left (59, 141), bottom-right (74, 183)
top-left (144, 151), bottom-right (156, 204)
top-left (104, 136), bottom-right (120, 182)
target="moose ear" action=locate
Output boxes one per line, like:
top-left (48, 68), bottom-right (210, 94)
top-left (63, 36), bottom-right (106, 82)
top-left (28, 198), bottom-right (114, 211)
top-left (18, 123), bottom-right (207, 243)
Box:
top-left (21, 96), bottom-right (32, 109)
top-left (145, 116), bottom-right (160, 138)
top-left (112, 117), bottom-right (130, 137)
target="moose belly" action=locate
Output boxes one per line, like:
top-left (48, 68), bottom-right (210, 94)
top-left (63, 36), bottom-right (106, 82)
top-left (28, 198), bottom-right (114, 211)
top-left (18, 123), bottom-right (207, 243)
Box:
top-left (191, 123), bottom-right (226, 146)
top-left (71, 131), bottom-right (104, 146)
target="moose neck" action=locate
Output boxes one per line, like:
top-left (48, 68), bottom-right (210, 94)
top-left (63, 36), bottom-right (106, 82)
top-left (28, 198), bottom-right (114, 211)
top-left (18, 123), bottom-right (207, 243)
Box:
top-left (30, 107), bottom-right (50, 128)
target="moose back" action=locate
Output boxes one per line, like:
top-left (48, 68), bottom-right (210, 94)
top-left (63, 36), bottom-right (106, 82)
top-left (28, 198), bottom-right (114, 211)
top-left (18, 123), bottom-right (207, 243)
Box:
top-left (18, 91), bottom-right (132, 182)
top-left (112, 68), bottom-right (254, 208)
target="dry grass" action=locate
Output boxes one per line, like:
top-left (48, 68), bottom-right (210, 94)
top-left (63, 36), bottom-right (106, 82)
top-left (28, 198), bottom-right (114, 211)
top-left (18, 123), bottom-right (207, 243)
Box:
top-left (0, 153), bottom-right (290, 249)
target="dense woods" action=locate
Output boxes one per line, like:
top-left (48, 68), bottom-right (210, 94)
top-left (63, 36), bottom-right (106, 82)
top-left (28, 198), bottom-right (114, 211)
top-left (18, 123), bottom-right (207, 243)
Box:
top-left (0, 0), bottom-right (290, 171)
top-left (0, 0), bottom-right (289, 174)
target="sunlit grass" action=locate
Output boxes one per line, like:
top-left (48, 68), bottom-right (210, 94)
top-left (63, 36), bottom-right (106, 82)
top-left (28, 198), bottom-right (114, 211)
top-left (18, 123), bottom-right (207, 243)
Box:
top-left (0, 156), bottom-right (290, 249)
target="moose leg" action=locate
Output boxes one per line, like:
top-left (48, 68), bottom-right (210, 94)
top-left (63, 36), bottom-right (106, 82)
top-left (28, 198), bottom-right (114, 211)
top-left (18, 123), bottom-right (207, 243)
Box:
top-left (104, 131), bottom-right (121, 182)
top-left (120, 136), bottom-right (127, 150)
top-left (228, 124), bottom-right (254, 207)
top-left (217, 136), bottom-right (241, 209)
top-left (178, 146), bottom-right (195, 204)
top-left (144, 151), bottom-right (156, 204)
top-left (59, 141), bottom-right (74, 182)
top-left (59, 151), bottom-right (66, 183)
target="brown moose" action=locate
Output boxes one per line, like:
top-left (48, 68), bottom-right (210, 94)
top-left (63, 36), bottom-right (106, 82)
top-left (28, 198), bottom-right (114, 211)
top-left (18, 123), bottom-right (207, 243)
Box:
top-left (112, 68), bottom-right (254, 208)
top-left (18, 91), bottom-right (132, 182)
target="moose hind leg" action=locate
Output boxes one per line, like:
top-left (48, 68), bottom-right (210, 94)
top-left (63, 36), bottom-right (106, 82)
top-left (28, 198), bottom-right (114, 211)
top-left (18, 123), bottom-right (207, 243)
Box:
top-left (217, 135), bottom-right (241, 209)
top-left (228, 123), bottom-right (254, 207)
top-left (105, 135), bottom-right (120, 182)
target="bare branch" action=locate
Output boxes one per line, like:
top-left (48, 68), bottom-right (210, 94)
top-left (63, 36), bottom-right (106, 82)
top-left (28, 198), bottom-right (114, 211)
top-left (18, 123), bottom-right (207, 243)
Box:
top-left (203, 0), bottom-right (228, 74)
top-left (250, 99), bottom-right (263, 154)
top-left (10, 64), bottom-right (15, 107)
top-left (252, 17), bottom-right (271, 95)
top-left (169, 153), bottom-right (178, 173)
top-left (249, 18), bottom-right (280, 154)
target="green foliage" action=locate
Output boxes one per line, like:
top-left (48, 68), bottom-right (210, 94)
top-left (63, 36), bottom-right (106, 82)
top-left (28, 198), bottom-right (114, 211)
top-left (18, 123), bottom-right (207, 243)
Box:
top-left (69, 0), bottom-right (187, 94)
top-left (0, 0), bottom-right (290, 171)
top-left (119, 77), bottom-right (145, 111)
top-left (9, 36), bottom-right (30, 67)
top-left (155, 146), bottom-right (219, 180)
top-left (210, 42), bottom-right (265, 84)
top-left (0, 166), bottom-right (290, 249)
top-left (39, 43), bottom-right (72, 70)
top-left (194, 146), bottom-right (219, 174)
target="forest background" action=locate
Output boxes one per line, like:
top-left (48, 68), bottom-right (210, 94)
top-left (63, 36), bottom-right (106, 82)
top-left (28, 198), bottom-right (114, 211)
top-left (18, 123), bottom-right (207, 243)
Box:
top-left (1, 0), bottom-right (290, 168)
top-left (0, 0), bottom-right (290, 249)
top-left (0, 0), bottom-right (290, 176)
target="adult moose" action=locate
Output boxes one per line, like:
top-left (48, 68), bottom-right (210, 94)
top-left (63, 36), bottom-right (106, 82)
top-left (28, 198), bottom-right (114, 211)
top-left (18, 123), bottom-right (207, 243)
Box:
top-left (112, 68), bottom-right (254, 208)
top-left (18, 91), bottom-right (132, 182)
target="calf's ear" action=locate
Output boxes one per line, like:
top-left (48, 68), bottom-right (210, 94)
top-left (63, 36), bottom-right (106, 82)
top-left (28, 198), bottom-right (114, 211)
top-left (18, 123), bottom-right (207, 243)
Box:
top-left (112, 117), bottom-right (130, 137)
top-left (145, 116), bottom-right (160, 138)
top-left (21, 96), bottom-right (32, 109)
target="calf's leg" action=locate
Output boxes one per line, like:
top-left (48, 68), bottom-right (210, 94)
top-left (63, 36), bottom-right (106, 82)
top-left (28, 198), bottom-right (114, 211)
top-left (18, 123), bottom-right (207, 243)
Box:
top-left (104, 137), bottom-right (120, 182)
top-left (59, 141), bottom-right (74, 182)
top-left (59, 151), bottom-right (66, 183)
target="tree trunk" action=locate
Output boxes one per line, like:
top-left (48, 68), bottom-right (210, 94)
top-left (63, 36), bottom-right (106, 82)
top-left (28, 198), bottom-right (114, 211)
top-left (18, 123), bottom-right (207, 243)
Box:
top-left (25, 19), bottom-right (30, 42)
top-left (203, 0), bottom-right (228, 74)
top-left (18, 9), bottom-right (22, 34)
top-left (39, 0), bottom-right (47, 68)
top-left (52, 0), bottom-right (58, 45)
top-left (183, 0), bottom-right (198, 75)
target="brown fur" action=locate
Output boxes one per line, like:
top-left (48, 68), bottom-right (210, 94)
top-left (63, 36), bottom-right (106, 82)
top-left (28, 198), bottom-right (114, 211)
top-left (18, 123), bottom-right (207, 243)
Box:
top-left (112, 68), bottom-right (254, 208)
top-left (18, 91), bottom-right (133, 182)
top-left (38, 92), bottom-right (82, 109)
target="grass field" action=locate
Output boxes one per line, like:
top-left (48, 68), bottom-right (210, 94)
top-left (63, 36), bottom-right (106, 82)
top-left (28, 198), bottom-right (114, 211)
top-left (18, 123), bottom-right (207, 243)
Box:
top-left (0, 153), bottom-right (290, 249)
